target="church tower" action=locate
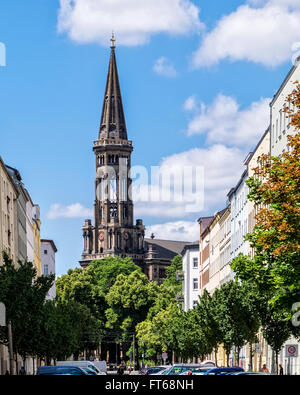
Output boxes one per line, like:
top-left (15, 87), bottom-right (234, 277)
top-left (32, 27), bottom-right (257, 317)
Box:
top-left (80, 36), bottom-right (145, 268)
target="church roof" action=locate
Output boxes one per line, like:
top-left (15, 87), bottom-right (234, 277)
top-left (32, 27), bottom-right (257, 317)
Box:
top-left (99, 35), bottom-right (128, 140)
top-left (145, 238), bottom-right (194, 260)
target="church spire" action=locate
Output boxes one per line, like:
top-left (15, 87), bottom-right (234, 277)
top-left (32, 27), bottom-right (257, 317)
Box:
top-left (99, 34), bottom-right (128, 140)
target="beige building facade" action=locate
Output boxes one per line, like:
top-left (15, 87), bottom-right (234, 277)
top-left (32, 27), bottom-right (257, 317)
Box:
top-left (0, 156), bottom-right (18, 265)
top-left (0, 156), bottom-right (18, 375)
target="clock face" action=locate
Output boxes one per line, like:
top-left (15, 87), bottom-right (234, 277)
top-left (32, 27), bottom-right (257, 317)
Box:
top-left (99, 231), bottom-right (105, 241)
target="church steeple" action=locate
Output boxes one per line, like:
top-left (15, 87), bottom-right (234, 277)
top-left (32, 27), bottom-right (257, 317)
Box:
top-left (99, 35), bottom-right (128, 140)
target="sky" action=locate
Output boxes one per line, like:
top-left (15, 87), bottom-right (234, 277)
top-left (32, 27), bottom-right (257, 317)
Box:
top-left (1, 0), bottom-right (300, 275)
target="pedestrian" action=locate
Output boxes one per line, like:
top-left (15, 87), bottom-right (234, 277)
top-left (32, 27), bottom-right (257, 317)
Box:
top-left (19, 366), bottom-right (26, 376)
top-left (128, 365), bottom-right (133, 375)
top-left (279, 364), bottom-right (284, 375)
top-left (117, 365), bottom-right (124, 376)
top-left (260, 364), bottom-right (269, 374)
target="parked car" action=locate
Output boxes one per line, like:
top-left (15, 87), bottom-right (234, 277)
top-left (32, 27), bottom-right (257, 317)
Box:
top-left (81, 367), bottom-right (98, 375)
top-left (200, 360), bottom-right (216, 367)
top-left (203, 367), bottom-right (244, 375)
top-left (142, 366), bottom-right (169, 375)
top-left (231, 371), bottom-right (270, 375)
top-left (179, 366), bottom-right (215, 375)
top-left (93, 361), bottom-right (107, 374)
top-left (56, 361), bottom-right (106, 375)
top-left (37, 366), bottom-right (88, 375)
top-left (159, 364), bottom-right (203, 375)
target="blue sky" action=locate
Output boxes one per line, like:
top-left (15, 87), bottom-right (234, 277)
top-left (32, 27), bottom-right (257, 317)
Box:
top-left (1, 0), bottom-right (299, 275)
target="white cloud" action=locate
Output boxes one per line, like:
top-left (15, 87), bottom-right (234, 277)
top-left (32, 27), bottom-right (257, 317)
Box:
top-left (58, 0), bottom-right (203, 46)
top-left (185, 94), bottom-right (270, 147)
top-left (192, 0), bottom-right (300, 67)
top-left (153, 57), bottom-right (177, 78)
top-left (47, 203), bottom-right (93, 219)
top-left (145, 221), bottom-right (199, 241)
top-left (134, 144), bottom-right (245, 219)
top-left (183, 95), bottom-right (197, 111)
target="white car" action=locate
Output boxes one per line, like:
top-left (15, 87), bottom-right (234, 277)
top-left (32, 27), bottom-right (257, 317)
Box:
top-left (56, 361), bottom-right (106, 375)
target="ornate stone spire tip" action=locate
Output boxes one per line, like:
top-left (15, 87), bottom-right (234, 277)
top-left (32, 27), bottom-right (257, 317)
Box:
top-left (110, 32), bottom-right (116, 49)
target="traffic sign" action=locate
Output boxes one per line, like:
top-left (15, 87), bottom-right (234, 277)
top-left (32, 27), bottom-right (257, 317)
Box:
top-left (286, 344), bottom-right (298, 358)
top-left (162, 353), bottom-right (168, 361)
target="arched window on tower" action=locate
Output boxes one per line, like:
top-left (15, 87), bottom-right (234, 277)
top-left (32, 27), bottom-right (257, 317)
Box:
top-left (109, 179), bottom-right (117, 201)
top-left (121, 178), bottom-right (127, 202)
top-left (83, 233), bottom-right (87, 251)
top-left (98, 179), bottom-right (105, 201)
top-left (110, 206), bottom-right (118, 219)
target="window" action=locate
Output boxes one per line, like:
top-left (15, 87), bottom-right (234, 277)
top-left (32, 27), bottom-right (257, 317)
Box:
top-left (193, 257), bottom-right (198, 268)
top-left (109, 179), bottom-right (117, 201)
top-left (279, 109), bottom-right (282, 136)
top-left (110, 206), bottom-right (118, 219)
top-left (44, 265), bottom-right (49, 275)
top-left (193, 278), bottom-right (199, 290)
top-left (44, 250), bottom-right (48, 255)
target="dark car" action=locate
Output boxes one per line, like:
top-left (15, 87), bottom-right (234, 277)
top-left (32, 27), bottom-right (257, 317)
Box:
top-left (203, 367), bottom-right (244, 375)
top-left (37, 366), bottom-right (88, 375)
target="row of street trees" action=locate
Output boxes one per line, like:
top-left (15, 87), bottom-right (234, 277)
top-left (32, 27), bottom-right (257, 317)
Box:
top-left (0, 252), bottom-right (100, 374)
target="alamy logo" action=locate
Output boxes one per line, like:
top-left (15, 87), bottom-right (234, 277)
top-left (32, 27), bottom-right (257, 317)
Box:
top-left (292, 302), bottom-right (300, 328)
top-left (0, 302), bottom-right (6, 326)
top-left (0, 42), bottom-right (6, 67)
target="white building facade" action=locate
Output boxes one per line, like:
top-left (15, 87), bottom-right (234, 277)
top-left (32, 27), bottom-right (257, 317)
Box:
top-left (218, 207), bottom-right (232, 287)
top-left (270, 57), bottom-right (300, 157)
top-left (228, 166), bottom-right (250, 263)
top-left (41, 240), bottom-right (57, 300)
top-left (182, 243), bottom-right (200, 311)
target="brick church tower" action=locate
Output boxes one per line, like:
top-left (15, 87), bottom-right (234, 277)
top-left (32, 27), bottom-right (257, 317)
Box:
top-left (80, 36), bottom-right (145, 268)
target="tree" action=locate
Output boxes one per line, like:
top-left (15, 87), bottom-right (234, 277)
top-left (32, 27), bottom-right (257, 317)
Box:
top-left (56, 256), bottom-right (140, 344)
top-left (136, 302), bottom-right (182, 359)
top-left (260, 304), bottom-right (292, 375)
top-left (194, 290), bottom-right (223, 365)
top-left (105, 270), bottom-right (160, 366)
top-left (34, 300), bottom-right (101, 363)
top-left (163, 255), bottom-right (183, 295)
top-left (0, 252), bottom-right (54, 369)
top-left (212, 281), bottom-right (261, 366)
top-left (105, 270), bottom-right (158, 337)
top-left (176, 308), bottom-right (211, 362)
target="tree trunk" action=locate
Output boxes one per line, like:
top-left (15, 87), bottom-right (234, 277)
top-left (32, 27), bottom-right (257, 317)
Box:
top-left (226, 352), bottom-right (230, 367)
top-left (249, 343), bottom-right (253, 371)
top-left (214, 349), bottom-right (218, 367)
top-left (237, 347), bottom-right (240, 367)
top-left (7, 321), bottom-right (14, 375)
